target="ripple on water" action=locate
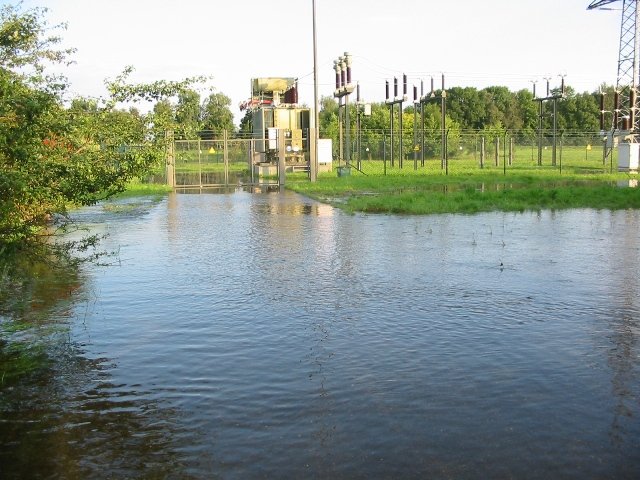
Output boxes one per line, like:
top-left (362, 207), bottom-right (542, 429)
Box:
top-left (3, 196), bottom-right (639, 479)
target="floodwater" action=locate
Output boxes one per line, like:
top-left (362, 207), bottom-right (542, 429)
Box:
top-left (1, 191), bottom-right (639, 479)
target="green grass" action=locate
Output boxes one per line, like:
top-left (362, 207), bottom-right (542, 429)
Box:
top-left (174, 160), bottom-right (249, 174)
top-left (288, 166), bottom-right (640, 215)
top-left (112, 179), bottom-right (172, 198)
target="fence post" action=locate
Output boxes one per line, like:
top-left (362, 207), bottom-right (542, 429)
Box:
top-left (445, 129), bottom-right (450, 175)
top-left (503, 132), bottom-right (507, 175)
top-left (249, 138), bottom-right (255, 185)
top-left (223, 130), bottom-right (229, 186)
top-left (509, 137), bottom-right (514, 166)
top-left (309, 127), bottom-right (317, 182)
top-left (165, 129), bottom-right (175, 188)
top-left (559, 130), bottom-right (564, 174)
top-left (480, 136), bottom-right (485, 169)
top-left (494, 136), bottom-right (499, 167)
top-left (198, 137), bottom-right (202, 188)
top-left (474, 134), bottom-right (477, 164)
top-left (383, 130), bottom-right (387, 175)
top-left (278, 129), bottom-right (286, 186)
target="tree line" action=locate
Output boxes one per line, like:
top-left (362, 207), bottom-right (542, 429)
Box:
top-left (318, 84), bottom-right (613, 137)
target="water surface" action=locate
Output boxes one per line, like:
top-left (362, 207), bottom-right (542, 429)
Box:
top-left (1, 191), bottom-right (639, 478)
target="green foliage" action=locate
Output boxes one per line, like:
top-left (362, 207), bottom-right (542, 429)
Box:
top-left (238, 109), bottom-right (252, 136)
top-left (319, 84), bottom-right (605, 149)
top-left (0, 6), bottom-right (202, 255)
top-left (201, 92), bottom-right (234, 136)
top-left (0, 3), bottom-right (74, 74)
top-left (175, 89), bottom-right (201, 138)
top-left (105, 66), bottom-right (208, 104)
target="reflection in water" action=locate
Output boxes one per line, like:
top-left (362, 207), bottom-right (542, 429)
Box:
top-left (607, 210), bottom-right (640, 446)
top-left (2, 194), bottom-right (639, 478)
top-left (0, 271), bottom-right (190, 479)
top-left (1, 351), bottom-right (188, 479)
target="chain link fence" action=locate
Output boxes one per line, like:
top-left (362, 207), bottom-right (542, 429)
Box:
top-left (172, 138), bottom-right (254, 188)
top-left (341, 130), bottom-right (614, 176)
top-left (150, 129), bottom-right (615, 187)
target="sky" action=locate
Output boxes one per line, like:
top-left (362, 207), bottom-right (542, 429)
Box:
top-left (15, 0), bottom-right (623, 125)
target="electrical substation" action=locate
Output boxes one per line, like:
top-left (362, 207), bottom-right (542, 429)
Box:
top-left (231, 2), bottom-right (640, 181)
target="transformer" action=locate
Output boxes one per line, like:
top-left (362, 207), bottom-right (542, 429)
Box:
top-left (241, 77), bottom-right (311, 168)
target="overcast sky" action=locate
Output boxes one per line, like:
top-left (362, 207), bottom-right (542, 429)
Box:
top-left (17, 0), bottom-right (622, 124)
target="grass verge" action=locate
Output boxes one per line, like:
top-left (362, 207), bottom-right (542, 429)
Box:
top-left (288, 170), bottom-right (640, 214)
top-left (112, 179), bottom-right (172, 199)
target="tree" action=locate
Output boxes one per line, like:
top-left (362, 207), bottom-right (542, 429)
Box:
top-left (514, 88), bottom-right (537, 135)
top-left (238, 109), bottom-right (252, 136)
top-left (201, 92), bottom-right (234, 137)
top-left (555, 88), bottom-right (599, 132)
top-left (175, 89), bottom-right (201, 139)
top-left (152, 99), bottom-right (176, 137)
top-left (0, 5), bottom-right (203, 255)
top-left (446, 87), bottom-right (487, 130)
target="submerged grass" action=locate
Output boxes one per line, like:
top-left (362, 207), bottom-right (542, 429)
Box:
top-left (0, 256), bottom-right (80, 385)
top-left (113, 180), bottom-right (172, 198)
top-left (288, 169), bottom-right (640, 214)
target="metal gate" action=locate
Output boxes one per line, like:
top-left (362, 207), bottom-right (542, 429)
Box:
top-left (165, 131), bottom-right (315, 189)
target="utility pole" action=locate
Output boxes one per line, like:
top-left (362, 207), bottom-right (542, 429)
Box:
top-left (311, 0), bottom-right (319, 182)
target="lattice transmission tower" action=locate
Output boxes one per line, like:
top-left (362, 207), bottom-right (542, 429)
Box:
top-left (589, 0), bottom-right (639, 169)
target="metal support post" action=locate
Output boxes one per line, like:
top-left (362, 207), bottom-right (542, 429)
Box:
top-left (538, 99), bottom-right (543, 166)
top-left (441, 94), bottom-right (446, 169)
top-left (165, 129), bottom-right (175, 188)
top-left (399, 99), bottom-right (404, 169)
top-left (420, 102), bottom-right (425, 166)
top-left (338, 98), bottom-right (343, 164)
top-left (278, 130), bottom-right (286, 186)
top-left (552, 97), bottom-right (558, 166)
top-left (309, 127), bottom-right (317, 181)
top-left (413, 105), bottom-right (418, 170)
top-left (345, 94), bottom-right (351, 166)
top-left (333, 52), bottom-right (355, 173)
top-left (390, 103), bottom-right (395, 167)
top-left (223, 129), bottom-right (229, 186)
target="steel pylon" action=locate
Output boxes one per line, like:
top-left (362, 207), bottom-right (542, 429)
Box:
top-left (616, 1), bottom-right (639, 133)
top-left (589, 0), bottom-right (640, 133)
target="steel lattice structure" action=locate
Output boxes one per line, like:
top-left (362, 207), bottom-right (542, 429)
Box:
top-left (589, 0), bottom-right (640, 133)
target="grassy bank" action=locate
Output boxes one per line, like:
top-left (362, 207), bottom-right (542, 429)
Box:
top-left (288, 169), bottom-right (640, 214)
top-left (112, 179), bottom-right (172, 198)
